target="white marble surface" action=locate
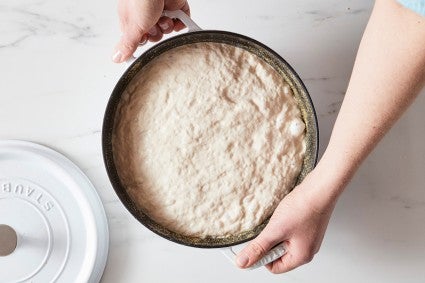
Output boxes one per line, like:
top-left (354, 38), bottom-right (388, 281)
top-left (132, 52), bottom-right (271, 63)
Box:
top-left (1, 0), bottom-right (425, 282)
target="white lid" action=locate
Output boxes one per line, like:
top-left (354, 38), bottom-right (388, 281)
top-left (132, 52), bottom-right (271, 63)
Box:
top-left (0, 140), bottom-right (109, 283)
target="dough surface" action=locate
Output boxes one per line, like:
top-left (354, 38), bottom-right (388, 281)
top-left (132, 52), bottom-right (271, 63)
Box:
top-left (113, 42), bottom-right (306, 238)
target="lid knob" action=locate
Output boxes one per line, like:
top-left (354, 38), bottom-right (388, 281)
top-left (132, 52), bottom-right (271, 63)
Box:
top-left (0, 224), bottom-right (18, 256)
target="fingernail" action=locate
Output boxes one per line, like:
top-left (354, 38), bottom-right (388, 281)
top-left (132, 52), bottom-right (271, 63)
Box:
top-left (112, 50), bottom-right (122, 63)
top-left (148, 26), bottom-right (157, 36)
top-left (159, 22), bottom-right (169, 31)
top-left (236, 254), bottom-right (249, 267)
top-left (139, 36), bottom-right (147, 45)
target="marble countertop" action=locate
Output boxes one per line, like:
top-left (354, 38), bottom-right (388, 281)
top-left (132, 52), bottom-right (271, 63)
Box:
top-left (1, 0), bottom-right (424, 282)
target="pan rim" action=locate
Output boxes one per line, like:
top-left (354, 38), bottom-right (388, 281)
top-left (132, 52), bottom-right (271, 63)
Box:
top-left (102, 30), bottom-right (319, 248)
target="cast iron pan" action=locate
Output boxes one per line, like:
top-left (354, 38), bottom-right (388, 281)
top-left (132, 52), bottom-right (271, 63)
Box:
top-left (102, 11), bottom-right (319, 249)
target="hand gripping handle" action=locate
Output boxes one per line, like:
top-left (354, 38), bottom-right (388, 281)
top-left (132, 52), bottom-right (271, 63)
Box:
top-left (126, 10), bottom-right (201, 64)
top-left (221, 243), bottom-right (286, 270)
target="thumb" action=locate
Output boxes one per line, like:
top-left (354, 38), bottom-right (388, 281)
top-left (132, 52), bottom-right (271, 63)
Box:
top-left (112, 28), bottom-right (147, 63)
top-left (236, 226), bottom-right (284, 268)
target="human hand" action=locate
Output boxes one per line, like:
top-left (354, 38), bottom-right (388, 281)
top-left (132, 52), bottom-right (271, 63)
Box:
top-left (236, 171), bottom-right (337, 273)
top-left (112, 0), bottom-right (190, 63)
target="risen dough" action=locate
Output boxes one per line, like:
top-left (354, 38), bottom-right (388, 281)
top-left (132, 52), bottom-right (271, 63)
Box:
top-left (113, 42), bottom-right (306, 238)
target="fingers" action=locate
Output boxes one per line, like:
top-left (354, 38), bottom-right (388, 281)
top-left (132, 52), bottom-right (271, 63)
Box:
top-left (112, 28), bottom-right (146, 63)
top-left (112, 0), bottom-right (191, 63)
top-left (235, 225), bottom-right (284, 269)
top-left (147, 16), bottom-right (176, 42)
top-left (112, 15), bottom-right (178, 63)
top-left (265, 241), bottom-right (315, 274)
top-left (164, 0), bottom-right (190, 31)
top-left (173, 19), bottom-right (186, 32)
top-left (146, 24), bottom-right (163, 42)
top-left (158, 17), bottom-right (174, 33)
top-left (164, 0), bottom-right (190, 14)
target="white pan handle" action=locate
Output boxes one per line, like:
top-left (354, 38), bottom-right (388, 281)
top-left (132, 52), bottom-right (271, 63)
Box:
top-left (126, 10), bottom-right (201, 65)
top-left (162, 10), bottom-right (202, 32)
top-left (221, 243), bottom-right (286, 270)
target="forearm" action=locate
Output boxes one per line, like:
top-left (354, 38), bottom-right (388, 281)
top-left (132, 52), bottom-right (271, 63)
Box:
top-left (312, 0), bottom-right (425, 203)
top-left (237, 0), bottom-right (425, 273)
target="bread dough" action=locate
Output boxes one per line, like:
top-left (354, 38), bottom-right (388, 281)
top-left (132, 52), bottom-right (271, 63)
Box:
top-left (113, 42), bottom-right (306, 238)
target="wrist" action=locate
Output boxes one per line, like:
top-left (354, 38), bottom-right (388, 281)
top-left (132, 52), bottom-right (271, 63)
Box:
top-left (298, 157), bottom-right (350, 212)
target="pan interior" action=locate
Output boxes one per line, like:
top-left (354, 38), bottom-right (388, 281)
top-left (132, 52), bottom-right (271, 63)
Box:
top-left (103, 31), bottom-right (318, 248)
